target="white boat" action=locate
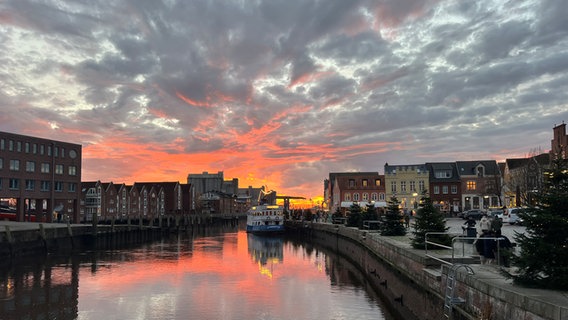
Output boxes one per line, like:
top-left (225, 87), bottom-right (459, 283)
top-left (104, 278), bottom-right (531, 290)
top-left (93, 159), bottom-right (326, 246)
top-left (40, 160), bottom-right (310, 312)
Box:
top-left (246, 204), bottom-right (285, 234)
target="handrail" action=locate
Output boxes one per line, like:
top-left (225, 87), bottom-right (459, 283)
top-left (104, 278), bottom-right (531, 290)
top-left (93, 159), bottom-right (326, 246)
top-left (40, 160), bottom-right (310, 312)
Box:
top-left (425, 232), bottom-right (507, 266)
top-left (425, 232), bottom-right (462, 266)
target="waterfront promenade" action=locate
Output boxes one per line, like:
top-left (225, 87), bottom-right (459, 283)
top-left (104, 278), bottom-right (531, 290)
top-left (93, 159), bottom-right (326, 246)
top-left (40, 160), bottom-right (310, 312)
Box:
top-left (292, 217), bottom-right (568, 320)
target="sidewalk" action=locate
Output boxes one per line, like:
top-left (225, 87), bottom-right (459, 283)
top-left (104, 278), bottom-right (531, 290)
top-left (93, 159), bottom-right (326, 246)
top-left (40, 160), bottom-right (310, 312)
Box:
top-left (0, 220), bottom-right (77, 231)
top-left (381, 223), bottom-right (568, 320)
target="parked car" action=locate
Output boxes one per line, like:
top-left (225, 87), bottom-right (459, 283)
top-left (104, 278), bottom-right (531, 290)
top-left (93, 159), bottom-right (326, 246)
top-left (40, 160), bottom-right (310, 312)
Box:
top-left (507, 212), bottom-right (524, 225)
top-left (463, 209), bottom-right (484, 220)
top-left (487, 208), bottom-right (505, 221)
top-left (504, 207), bottom-right (525, 225)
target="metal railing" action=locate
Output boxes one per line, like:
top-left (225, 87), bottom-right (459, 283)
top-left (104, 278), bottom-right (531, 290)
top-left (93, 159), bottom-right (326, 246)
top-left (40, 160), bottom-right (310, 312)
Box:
top-left (425, 232), bottom-right (507, 266)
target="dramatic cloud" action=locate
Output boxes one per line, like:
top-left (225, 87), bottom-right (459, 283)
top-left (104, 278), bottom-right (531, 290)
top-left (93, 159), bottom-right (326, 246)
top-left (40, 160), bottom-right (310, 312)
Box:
top-left (1, 0), bottom-right (567, 203)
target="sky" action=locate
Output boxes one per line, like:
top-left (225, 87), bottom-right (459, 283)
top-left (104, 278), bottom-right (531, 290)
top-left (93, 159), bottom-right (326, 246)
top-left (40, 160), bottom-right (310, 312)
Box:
top-left (1, 0), bottom-right (567, 205)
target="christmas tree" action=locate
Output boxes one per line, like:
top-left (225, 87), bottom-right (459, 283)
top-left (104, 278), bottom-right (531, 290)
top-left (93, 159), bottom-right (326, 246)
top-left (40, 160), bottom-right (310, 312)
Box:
top-left (346, 202), bottom-right (363, 228)
top-left (381, 195), bottom-right (406, 236)
top-left (511, 154), bottom-right (568, 289)
top-left (411, 191), bottom-right (450, 249)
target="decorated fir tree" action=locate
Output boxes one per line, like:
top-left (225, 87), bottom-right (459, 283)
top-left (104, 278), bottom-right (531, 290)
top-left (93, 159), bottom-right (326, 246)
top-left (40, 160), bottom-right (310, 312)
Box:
top-left (411, 191), bottom-right (450, 249)
top-left (347, 202), bottom-right (363, 228)
top-left (511, 154), bottom-right (568, 289)
top-left (362, 202), bottom-right (379, 222)
top-left (381, 195), bottom-right (406, 236)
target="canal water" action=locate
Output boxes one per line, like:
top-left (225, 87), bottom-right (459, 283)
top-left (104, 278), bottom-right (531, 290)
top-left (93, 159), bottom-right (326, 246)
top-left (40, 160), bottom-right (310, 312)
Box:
top-left (0, 222), bottom-right (398, 320)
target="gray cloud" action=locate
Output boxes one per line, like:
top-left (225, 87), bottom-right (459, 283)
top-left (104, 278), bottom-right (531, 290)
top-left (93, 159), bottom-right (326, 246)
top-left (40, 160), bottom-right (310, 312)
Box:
top-left (0, 0), bottom-right (565, 198)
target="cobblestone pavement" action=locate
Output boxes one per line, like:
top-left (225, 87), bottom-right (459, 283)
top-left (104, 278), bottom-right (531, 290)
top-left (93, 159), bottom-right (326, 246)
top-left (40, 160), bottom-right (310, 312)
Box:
top-left (443, 216), bottom-right (526, 241)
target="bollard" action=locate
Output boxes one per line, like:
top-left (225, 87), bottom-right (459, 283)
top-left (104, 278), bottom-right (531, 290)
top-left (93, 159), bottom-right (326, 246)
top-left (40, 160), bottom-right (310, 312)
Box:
top-left (39, 223), bottom-right (46, 240)
top-left (5, 225), bottom-right (13, 243)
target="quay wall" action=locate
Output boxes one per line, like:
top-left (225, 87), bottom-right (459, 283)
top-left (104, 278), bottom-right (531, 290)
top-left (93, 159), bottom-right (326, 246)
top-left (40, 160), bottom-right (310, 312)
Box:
top-left (0, 214), bottom-right (243, 263)
top-left (287, 221), bottom-right (567, 320)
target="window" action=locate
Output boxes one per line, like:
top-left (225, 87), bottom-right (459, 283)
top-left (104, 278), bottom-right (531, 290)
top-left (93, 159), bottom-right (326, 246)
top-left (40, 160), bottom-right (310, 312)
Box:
top-left (40, 144), bottom-right (45, 155)
top-left (434, 186), bottom-right (440, 194)
top-left (55, 164), bottom-right (64, 175)
top-left (48, 145), bottom-right (52, 156)
top-left (25, 142), bottom-right (30, 153)
top-left (467, 181), bottom-right (476, 190)
top-left (400, 181), bottom-right (406, 192)
top-left (54, 146), bottom-right (59, 157)
top-left (435, 170), bottom-right (452, 178)
top-left (10, 159), bottom-right (20, 171)
top-left (26, 161), bottom-right (35, 172)
top-left (61, 147), bottom-right (65, 158)
top-left (353, 193), bottom-right (360, 201)
top-left (69, 183), bottom-right (76, 192)
top-left (419, 180), bottom-right (425, 191)
top-left (371, 193), bottom-right (378, 201)
top-left (409, 181), bottom-right (416, 192)
top-left (9, 178), bottom-right (19, 190)
top-left (68, 166), bottom-right (77, 176)
top-left (344, 193), bottom-right (351, 201)
top-left (362, 179), bottom-right (368, 187)
top-left (443, 186), bottom-right (448, 194)
top-left (25, 180), bottom-right (35, 190)
top-left (379, 193), bottom-right (385, 201)
top-left (391, 181), bottom-right (397, 193)
top-left (41, 163), bottom-right (50, 173)
top-left (41, 181), bottom-right (50, 191)
top-left (8, 140), bottom-right (14, 151)
top-left (16, 141), bottom-right (21, 152)
top-left (451, 185), bottom-right (457, 194)
top-left (477, 167), bottom-right (484, 177)
top-left (362, 193), bottom-right (369, 201)
top-left (0, 158), bottom-right (3, 169)
top-left (32, 143), bottom-right (37, 154)
top-left (0, 139), bottom-right (4, 150)
top-left (349, 179), bottom-right (355, 187)
top-left (55, 181), bottom-right (63, 192)
top-left (375, 179), bottom-right (381, 186)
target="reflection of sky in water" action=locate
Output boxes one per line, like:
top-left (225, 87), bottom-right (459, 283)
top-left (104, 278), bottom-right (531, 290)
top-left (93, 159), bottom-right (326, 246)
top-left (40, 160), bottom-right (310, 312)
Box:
top-left (76, 231), bottom-right (392, 320)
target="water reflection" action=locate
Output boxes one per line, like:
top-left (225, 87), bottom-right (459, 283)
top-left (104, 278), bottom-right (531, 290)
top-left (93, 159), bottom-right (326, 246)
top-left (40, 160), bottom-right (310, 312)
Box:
top-left (0, 224), bottom-right (396, 320)
top-left (247, 234), bottom-right (283, 279)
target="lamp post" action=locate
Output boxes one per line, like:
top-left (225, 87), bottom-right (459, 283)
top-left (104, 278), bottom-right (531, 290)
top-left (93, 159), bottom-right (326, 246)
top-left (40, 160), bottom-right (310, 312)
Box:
top-left (50, 142), bottom-right (55, 223)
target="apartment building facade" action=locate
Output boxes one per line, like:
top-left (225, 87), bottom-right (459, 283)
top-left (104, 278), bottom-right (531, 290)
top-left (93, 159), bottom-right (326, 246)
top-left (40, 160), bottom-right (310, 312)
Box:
top-left (80, 181), bottom-right (189, 223)
top-left (384, 163), bottom-right (428, 213)
top-left (0, 131), bottom-right (82, 222)
top-left (327, 172), bottom-right (385, 214)
top-left (456, 160), bottom-right (501, 211)
top-left (426, 162), bottom-right (462, 215)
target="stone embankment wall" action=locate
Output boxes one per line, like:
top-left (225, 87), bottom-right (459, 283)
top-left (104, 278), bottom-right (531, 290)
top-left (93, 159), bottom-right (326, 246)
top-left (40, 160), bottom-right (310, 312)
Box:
top-left (287, 221), bottom-right (567, 320)
top-left (0, 214), bottom-right (243, 262)
top-left (0, 224), bottom-right (162, 262)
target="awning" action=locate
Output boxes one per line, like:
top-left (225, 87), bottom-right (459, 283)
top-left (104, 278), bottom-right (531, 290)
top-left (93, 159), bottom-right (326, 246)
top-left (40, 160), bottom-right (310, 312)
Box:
top-left (340, 201), bottom-right (387, 208)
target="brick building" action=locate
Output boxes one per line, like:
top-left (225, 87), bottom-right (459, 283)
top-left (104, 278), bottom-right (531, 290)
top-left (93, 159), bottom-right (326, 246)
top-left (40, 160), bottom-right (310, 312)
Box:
top-left (327, 172), bottom-right (385, 214)
top-left (80, 181), bottom-right (190, 223)
top-left (0, 131), bottom-right (82, 222)
top-left (456, 160), bottom-right (501, 211)
top-left (426, 162), bottom-right (462, 215)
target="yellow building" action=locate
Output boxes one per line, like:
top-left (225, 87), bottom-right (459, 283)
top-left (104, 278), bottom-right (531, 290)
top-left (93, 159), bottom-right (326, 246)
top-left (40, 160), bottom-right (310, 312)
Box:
top-left (384, 163), bottom-right (429, 213)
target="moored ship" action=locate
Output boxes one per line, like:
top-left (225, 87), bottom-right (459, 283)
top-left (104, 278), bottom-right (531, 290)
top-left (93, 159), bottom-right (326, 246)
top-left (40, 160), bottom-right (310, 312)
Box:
top-left (246, 204), bottom-right (285, 234)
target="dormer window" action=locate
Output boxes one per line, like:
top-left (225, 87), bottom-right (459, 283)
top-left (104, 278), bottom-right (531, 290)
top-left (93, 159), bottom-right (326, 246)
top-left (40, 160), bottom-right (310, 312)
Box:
top-left (435, 170), bottom-right (452, 178)
top-left (476, 166), bottom-right (484, 177)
